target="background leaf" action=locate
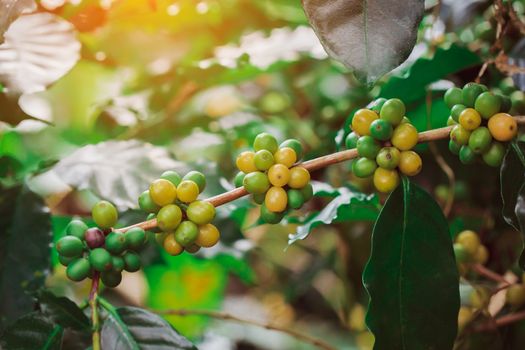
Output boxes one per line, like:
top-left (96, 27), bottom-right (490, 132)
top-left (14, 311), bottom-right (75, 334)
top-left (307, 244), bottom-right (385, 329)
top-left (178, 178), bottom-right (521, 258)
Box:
top-left (36, 290), bottom-right (90, 331)
top-left (363, 177), bottom-right (459, 350)
top-left (302, 0), bottom-right (424, 83)
top-left (0, 311), bottom-right (62, 350)
top-left (500, 141), bottom-right (525, 231)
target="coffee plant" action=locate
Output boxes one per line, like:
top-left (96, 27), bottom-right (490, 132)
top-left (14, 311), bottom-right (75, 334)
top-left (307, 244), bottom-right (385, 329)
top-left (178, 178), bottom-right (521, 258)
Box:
top-left (4, 0), bottom-right (525, 349)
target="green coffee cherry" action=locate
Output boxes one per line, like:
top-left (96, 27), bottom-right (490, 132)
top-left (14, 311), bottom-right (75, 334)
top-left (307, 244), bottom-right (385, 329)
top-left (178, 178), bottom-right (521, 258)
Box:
top-left (376, 147), bottom-right (401, 170)
top-left (369, 119), bottom-right (393, 141)
top-left (183, 171), bottom-right (206, 193)
top-left (59, 255), bottom-right (76, 267)
top-left (369, 98), bottom-right (387, 113)
top-left (125, 227), bottom-right (147, 250)
top-left (105, 232), bottom-right (127, 254)
top-left (138, 191), bottom-right (160, 214)
top-left (280, 139), bottom-right (303, 159)
top-left (300, 183), bottom-right (314, 202)
top-left (186, 201), bottom-right (216, 225)
top-left (345, 132), bottom-right (359, 149)
top-left (260, 204), bottom-right (285, 224)
top-left (175, 221), bottom-right (199, 246)
top-left (468, 127), bottom-right (492, 154)
top-left (449, 140), bottom-right (461, 155)
top-left (254, 133), bottom-right (278, 153)
top-left (462, 83), bottom-right (485, 107)
top-left (65, 220), bottom-right (88, 240)
top-left (450, 125), bottom-right (471, 146)
top-left (123, 252), bottom-right (141, 272)
top-left (254, 150), bottom-right (275, 171)
top-left (453, 243), bottom-right (469, 263)
top-left (379, 98), bottom-right (405, 125)
top-left (444, 87), bottom-right (463, 109)
top-left (66, 258), bottom-right (91, 282)
top-left (451, 104), bottom-right (466, 122)
top-left (101, 270), bottom-right (122, 288)
top-left (475, 92), bottom-right (501, 119)
top-left (89, 248), bottom-right (112, 272)
top-left (356, 136), bottom-right (381, 159)
top-left (287, 189), bottom-right (304, 209)
top-left (234, 172), bottom-right (245, 188)
top-left (56, 236), bottom-right (84, 258)
top-left (160, 170), bottom-right (182, 186)
top-left (352, 158), bottom-right (377, 178)
top-left (243, 171), bottom-right (270, 194)
top-left (482, 142), bottom-right (505, 167)
top-left (252, 193), bottom-right (265, 204)
top-left (111, 256), bottom-right (125, 272)
top-left (459, 146), bottom-right (477, 164)
top-left (157, 204), bottom-right (182, 231)
top-left (499, 94), bottom-right (512, 113)
top-left (92, 200), bottom-right (118, 229)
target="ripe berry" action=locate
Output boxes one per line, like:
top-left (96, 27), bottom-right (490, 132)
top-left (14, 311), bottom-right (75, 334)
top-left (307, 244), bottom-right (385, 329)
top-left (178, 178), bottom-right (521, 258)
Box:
top-left (185, 244), bottom-right (201, 254)
top-left (66, 258), bottom-right (91, 282)
top-left (236, 151), bottom-right (257, 173)
top-left (265, 186), bottom-right (288, 213)
top-left (351, 109), bottom-right (378, 136)
top-left (85, 228), bottom-right (105, 249)
top-left (488, 113), bottom-right (517, 141)
top-left (56, 236), bottom-right (84, 258)
top-left (459, 108), bottom-right (481, 131)
top-left (380, 98), bottom-right (405, 126)
top-left (163, 234), bottom-right (184, 256)
top-left (92, 200), bottom-right (118, 229)
top-left (468, 127), bottom-right (492, 154)
top-left (398, 151), bottom-right (422, 176)
top-left (176, 180), bottom-right (199, 203)
top-left (287, 189), bottom-right (304, 209)
top-left (352, 158), bottom-right (377, 178)
top-left (123, 252), bottom-right (141, 272)
top-left (175, 221), bottom-right (199, 246)
top-left (149, 179), bottom-right (177, 206)
top-left (482, 142), bottom-right (505, 167)
top-left (233, 172), bottom-right (245, 188)
top-left (451, 104), bottom-right (466, 122)
top-left (243, 171), bottom-right (270, 194)
top-left (462, 83), bottom-right (485, 107)
top-left (373, 168), bottom-right (399, 193)
top-left (288, 167), bottom-right (310, 189)
top-left (475, 92), bottom-right (501, 119)
top-left (89, 248), bottom-right (112, 272)
top-left (65, 219), bottom-right (88, 240)
top-left (369, 119), bottom-right (393, 141)
top-left (345, 132), bottom-right (359, 149)
top-left (101, 270), bottom-right (122, 288)
top-left (506, 285), bottom-right (525, 307)
top-left (254, 150), bottom-right (275, 171)
top-left (196, 224), bottom-right (220, 248)
top-left (125, 227), bottom-right (147, 250)
top-left (111, 256), bottom-right (125, 272)
top-left (274, 147), bottom-right (297, 168)
top-left (280, 139), bottom-right (303, 159)
top-left (268, 164), bottom-right (290, 187)
top-left (459, 146), bottom-right (476, 164)
top-left (391, 123), bottom-right (418, 151)
top-left (444, 87), bottom-right (463, 109)
top-left (186, 201), bottom-right (216, 225)
top-left (160, 170), bottom-right (182, 186)
top-left (138, 191), bottom-right (160, 213)
top-left (450, 125), bottom-right (471, 146)
top-left (254, 133), bottom-right (278, 153)
top-left (356, 136), bottom-right (381, 159)
top-left (376, 147), bottom-right (400, 170)
top-left (260, 204), bottom-right (285, 224)
top-left (183, 171), bottom-right (206, 193)
top-left (456, 230), bottom-right (480, 255)
top-left (157, 204), bottom-right (182, 231)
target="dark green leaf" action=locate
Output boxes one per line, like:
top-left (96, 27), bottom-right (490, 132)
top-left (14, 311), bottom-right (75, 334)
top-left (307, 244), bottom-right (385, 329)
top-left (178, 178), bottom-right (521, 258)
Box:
top-left (501, 141), bottom-right (525, 231)
top-left (101, 306), bottom-right (197, 350)
top-left (36, 290), bottom-right (90, 331)
top-left (302, 0), bottom-right (424, 83)
top-left (0, 185), bottom-right (51, 326)
top-left (0, 312), bottom-right (63, 350)
top-left (363, 177), bottom-right (459, 350)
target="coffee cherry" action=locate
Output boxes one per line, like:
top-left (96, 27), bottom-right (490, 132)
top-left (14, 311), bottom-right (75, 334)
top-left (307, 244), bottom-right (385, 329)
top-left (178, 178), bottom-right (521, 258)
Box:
top-left (101, 270), bottom-right (122, 288)
top-left (376, 147), bottom-right (400, 170)
top-left (447, 117), bottom-right (457, 126)
top-left (459, 146), bottom-right (477, 164)
top-left (149, 179), bottom-right (177, 206)
top-left (369, 97), bottom-right (387, 113)
top-left (453, 243), bottom-right (469, 264)
top-left (268, 164), bottom-right (290, 187)
top-left (352, 158), bottom-right (377, 178)
top-left (260, 204), bottom-right (285, 224)
top-left (373, 168), bottom-right (399, 193)
top-left (506, 285), bottom-right (525, 307)
top-left (450, 125), bottom-right (471, 146)
top-left (243, 171), bottom-right (270, 194)
top-left (254, 133), bottom-right (279, 153)
top-left (65, 219), bottom-right (88, 240)
top-left (185, 244), bottom-right (201, 254)
top-left (488, 113), bottom-right (517, 141)
top-left (183, 171), bottom-right (206, 193)
top-left (157, 204), bottom-right (182, 231)
top-left (163, 234), bottom-right (184, 256)
top-left (92, 201), bottom-right (118, 229)
top-left (444, 87), bottom-right (463, 108)
top-left (451, 104), bottom-right (466, 122)
top-left (398, 151), bottom-right (422, 176)
top-left (345, 132), bottom-right (359, 149)
top-left (482, 142), bottom-right (505, 167)
top-left (196, 224), bottom-right (220, 248)
top-left (287, 189), bottom-right (304, 209)
top-left (351, 109), bottom-right (378, 136)
top-left (155, 232), bottom-right (168, 246)
top-left (500, 94), bottom-right (512, 113)
top-left (468, 127), bottom-right (492, 154)
top-left (125, 227), bottom-right (147, 250)
top-left (456, 230), bottom-right (480, 255)
top-left (458, 307), bottom-right (473, 331)
top-left (254, 150), bottom-right (275, 171)
top-left (475, 92), bottom-right (501, 119)
top-left (66, 258), bottom-right (91, 282)
top-left (391, 123), bottom-right (418, 151)
top-left (56, 236), bottom-right (84, 258)
top-left (459, 108), bottom-right (481, 131)
top-left (462, 83), bottom-right (485, 107)
top-left (274, 147), bottom-right (297, 168)
top-left (356, 136), bottom-right (381, 159)
top-left (138, 191), bottom-right (160, 213)
top-left (288, 167), bottom-right (310, 189)
top-left (175, 221), bottom-right (199, 246)
top-left (111, 255), bottom-right (125, 272)
top-left (176, 180), bottom-right (199, 203)
top-left (85, 228), bottom-right (105, 249)
top-left (252, 193), bottom-right (265, 205)
top-left (474, 245), bottom-right (489, 265)
top-left (233, 172), bottom-right (245, 188)
top-left (160, 170), bottom-right (182, 186)
top-left (236, 151), bottom-right (258, 173)
top-left (265, 186), bottom-right (288, 213)
top-left (59, 255), bottom-right (76, 266)
top-left (280, 139), bottom-right (303, 159)
top-left (123, 251), bottom-right (141, 272)
top-left (187, 201), bottom-right (216, 225)
top-left (300, 183), bottom-right (314, 202)
top-left (380, 98), bottom-right (405, 126)
top-left (449, 140), bottom-right (461, 155)
top-left (89, 248), bottom-right (112, 272)
top-left (369, 119), bottom-right (393, 141)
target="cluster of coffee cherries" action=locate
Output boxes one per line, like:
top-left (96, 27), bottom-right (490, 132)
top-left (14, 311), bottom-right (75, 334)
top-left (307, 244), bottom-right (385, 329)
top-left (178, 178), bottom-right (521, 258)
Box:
top-left (138, 170), bottom-right (220, 256)
top-left (56, 201), bottom-right (146, 287)
top-left (346, 98), bottom-right (422, 193)
top-left (234, 133), bottom-right (313, 224)
top-left (445, 83), bottom-right (518, 166)
top-left (453, 230), bottom-right (489, 274)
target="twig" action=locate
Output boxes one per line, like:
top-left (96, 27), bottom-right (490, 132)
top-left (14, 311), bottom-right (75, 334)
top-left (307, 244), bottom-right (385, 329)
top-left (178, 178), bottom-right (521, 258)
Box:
top-left (475, 309), bottom-right (525, 331)
top-left (471, 264), bottom-right (512, 287)
top-left (153, 308), bottom-right (337, 350)
top-left (89, 272), bottom-right (101, 350)
top-left (507, 0), bottom-right (525, 36)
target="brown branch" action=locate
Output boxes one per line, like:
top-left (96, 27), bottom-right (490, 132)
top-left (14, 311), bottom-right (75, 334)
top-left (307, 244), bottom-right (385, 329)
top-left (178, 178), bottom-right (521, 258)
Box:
top-left (471, 264), bottom-right (512, 287)
top-left (475, 310), bottom-right (525, 332)
top-left (153, 308), bottom-right (337, 350)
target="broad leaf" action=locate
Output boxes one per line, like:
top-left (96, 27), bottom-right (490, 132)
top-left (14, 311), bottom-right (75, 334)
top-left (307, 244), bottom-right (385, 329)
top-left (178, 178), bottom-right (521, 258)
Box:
top-left (101, 306), bottom-right (197, 350)
top-left (514, 184), bottom-right (525, 270)
top-left (0, 185), bottom-right (51, 325)
top-left (288, 183), bottom-right (380, 245)
top-left (500, 141), bottom-right (525, 231)
top-left (37, 290), bottom-right (90, 331)
top-left (0, 0), bottom-right (35, 43)
top-left (51, 140), bottom-right (187, 209)
top-left (363, 177), bottom-right (459, 350)
top-left (302, 0), bottom-right (424, 83)
top-left (0, 311), bottom-right (63, 350)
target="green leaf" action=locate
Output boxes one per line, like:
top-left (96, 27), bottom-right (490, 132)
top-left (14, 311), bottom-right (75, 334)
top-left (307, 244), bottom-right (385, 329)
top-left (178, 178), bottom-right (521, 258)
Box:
top-left (0, 311), bottom-right (63, 350)
top-left (302, 0), bottom-right (424, 83)
top-left (0, 185), bottom-right (51, 326)
top-left (288, 184), bottom-right (380, 245)
top-left (500, 141), bottom-right (525, 231)
top-left (513, 183), bottom-right (525, 270)
top-left (36, 290), bottom-right (90, 331)
top-left (100, 305), bottom-right (197, 350)
top-left (380, 44), bottom-right (481, 103)
top-left (363, 177), bottom-right (459, 350)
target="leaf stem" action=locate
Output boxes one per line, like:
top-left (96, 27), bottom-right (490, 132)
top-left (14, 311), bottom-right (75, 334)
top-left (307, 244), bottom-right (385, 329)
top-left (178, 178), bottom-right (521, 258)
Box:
top-left (90, 272), bottom-right (101, 350)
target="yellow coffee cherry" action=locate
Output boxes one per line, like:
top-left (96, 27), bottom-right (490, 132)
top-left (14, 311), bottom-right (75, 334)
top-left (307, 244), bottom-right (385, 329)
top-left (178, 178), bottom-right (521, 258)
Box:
top-left (391, 123), bottom-right (418, 151)
top-left (474, 245), bottom-right (489, 265)
top-left (149, 179), bottom-right (177, 206)
top-left (196, 224), bottom-right (220, 248)
top-left (373, 168), bottom-right (400, 193)
top-left (265, 186), bottom-right (288, 212)
top-left (351, 109), bottom-right (378, 136)
top-left (456, 230), bottom-right (480, 256)
top-left (236, 151), bottom-right (257, 173)
top-left (177, 180), bottom-right (199, 203)
top-left (398, 151), bottom-right (422, 176)
top-left (459, 108), bottom-right (482, 131)
top-left (506, 284), bottom-right (525, 307)
top-left (268, 164), bottom-right (290, 187)
top-left (488, 113), bottom-right (518, 141)
top-left (470, 287), bottom-right (490, 309)
top-left (163, 234), bottom-right (184, 256)
top-left (458, 307), bottom-right (473, 331)
top-left (288, 166), bottom-right (310, 189)
top-left (274, 147), bottom-right (297, 168)
top-left (349, 304), bottom-right (366, 332)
